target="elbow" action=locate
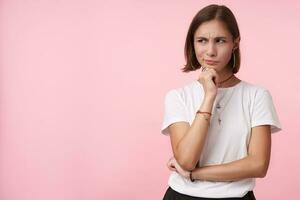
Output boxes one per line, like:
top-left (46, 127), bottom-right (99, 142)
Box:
top-left (249, 155), bottom-right (269, 178)
top-left (177, 158), bottom-right (197, 171)
top-left (257, 167), bottom-right (268, 178)
top-left (174, 145), bottom-right (199, 171)
top-left (255, 162), bottom-right (269, 178)
top-left (173, 154), bottom-right (192, 171)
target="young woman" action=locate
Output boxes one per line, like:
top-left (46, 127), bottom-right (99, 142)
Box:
top-left (161, 4), bottom-right (282, 200)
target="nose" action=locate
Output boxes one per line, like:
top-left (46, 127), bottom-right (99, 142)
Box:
top-left (206, 42), bottom-right (217, 57)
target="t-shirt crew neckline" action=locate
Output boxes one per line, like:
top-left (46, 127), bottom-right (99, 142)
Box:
top-left (195, 80), bottom-right (244, 91)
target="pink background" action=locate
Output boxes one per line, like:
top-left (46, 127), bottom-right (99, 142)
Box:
top-left (0, 0), bottom-right (298, 199)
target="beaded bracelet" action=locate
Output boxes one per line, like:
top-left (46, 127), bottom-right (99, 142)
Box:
top-left (189, 171), bottom-right (195, 182)
top-left (196, 110), bottom-right (212, 115)
top-left (196, 110), bottom-right (212, 121)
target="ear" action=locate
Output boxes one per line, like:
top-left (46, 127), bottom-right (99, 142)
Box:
top-left (233, 36), bottom-right (240, 51)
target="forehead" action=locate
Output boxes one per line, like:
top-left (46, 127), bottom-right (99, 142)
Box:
top-left (194, 20), bottom-right (231, 38)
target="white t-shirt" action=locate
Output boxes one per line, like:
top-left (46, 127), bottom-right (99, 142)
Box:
top-left (161, 80), bottom-right (282, 198)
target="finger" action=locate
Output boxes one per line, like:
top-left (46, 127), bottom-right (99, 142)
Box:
top-left (200, 59), bottom-right (212, 72)
top-left (166, 161), bottom-right (171, 167)
top-left (208, 68), bottom-right (218, 77)
top-left (200, 58), bottom-right (208, 72)
top-left (168, 157), bottom-right (174, 162)
top-left (166, 162), bottom-right (171, 168)
top-left (208, 69), bottom-right (219, 81)
top-left (201, 65), bottom-right (210, 72)
top-left (166, 157), bottom-right (173, 164)
top-left (166, 163), bottom-right (171, 169)
top-left (167, 163), bottom-right (176, 171)
top-left (166, 160), bottom-right (174, 168)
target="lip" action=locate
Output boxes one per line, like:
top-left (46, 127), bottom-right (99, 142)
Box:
top-left (205, 60), bottom-right (219, 65)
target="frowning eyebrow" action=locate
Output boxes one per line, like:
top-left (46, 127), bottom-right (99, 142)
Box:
top-left (195, 36), bottom-right (227, 40)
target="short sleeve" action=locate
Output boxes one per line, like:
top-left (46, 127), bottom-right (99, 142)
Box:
top-left (161, 89), bottom-right (190, 136)
top-left (251, 89), bottom-right (282, 134)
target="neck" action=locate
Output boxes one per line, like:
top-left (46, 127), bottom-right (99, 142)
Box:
top-left (216, 67), bottom-right (238, 88)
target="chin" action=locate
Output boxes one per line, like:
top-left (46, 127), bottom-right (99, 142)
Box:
top-left (207, 65), bottom-right (221, 71)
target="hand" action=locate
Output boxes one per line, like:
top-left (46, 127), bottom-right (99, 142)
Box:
top-left (166, 157), bottom-right (190, 179)
top-left (197, 59), bottom-right (219, 98)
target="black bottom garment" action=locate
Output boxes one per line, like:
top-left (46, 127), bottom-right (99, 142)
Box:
top-left (162, 186), bottom-right (256, 200)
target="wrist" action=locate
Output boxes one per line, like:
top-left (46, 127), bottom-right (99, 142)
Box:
top-left (204, 95), bottom-right (216, 102)
top-left (189, 170), bottom-right (195, 182)
top-left (199, 98), bottom-right (214, 114)
top-left (191, 168), bottom-right (207, 181)
top-left (196, 110), bottom-right (212, 122)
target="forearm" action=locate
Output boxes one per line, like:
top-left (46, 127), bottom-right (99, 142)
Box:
top-left (191, 155), bottom-right (265, 182)
top-left (176, 96), bottom-right (215, 171)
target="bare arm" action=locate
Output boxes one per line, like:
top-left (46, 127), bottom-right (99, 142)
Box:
top-left (190, 125), bottom-right (271, 182)
top-left (170, 96), bottom-right (215, 171)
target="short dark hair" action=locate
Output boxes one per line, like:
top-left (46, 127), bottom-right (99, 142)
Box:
top-left (181, 4), bottom-right (241, 73)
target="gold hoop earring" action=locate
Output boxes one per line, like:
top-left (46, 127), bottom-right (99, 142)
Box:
top-left (232, 51), bottom-right (236, 69)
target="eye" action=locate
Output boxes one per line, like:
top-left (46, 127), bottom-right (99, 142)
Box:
top-left (217, 39), bottom-right (226, 43)
top-left (197, 39), bottom-right (206, 43)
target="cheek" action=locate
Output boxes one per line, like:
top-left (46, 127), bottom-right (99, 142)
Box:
top-left (219, 49), bottom-right (233, 62)
top-left (194, 46), bottom-right (206, 58)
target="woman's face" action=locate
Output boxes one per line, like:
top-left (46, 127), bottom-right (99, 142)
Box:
top-left (193, 19), bottom-right (239, 73)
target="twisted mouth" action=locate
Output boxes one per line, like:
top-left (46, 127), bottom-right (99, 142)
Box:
top-left (205, 59), bottom-right (219, 64)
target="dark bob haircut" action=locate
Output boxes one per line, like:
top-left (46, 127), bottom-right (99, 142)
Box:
top-left (181, 4), bottom-right (241, 74)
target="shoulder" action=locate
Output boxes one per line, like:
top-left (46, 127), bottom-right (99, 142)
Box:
top-left (164, 80), bottom-right (200, 102)
top-left (241, 80), bottom-right (268, 91)
top-left (240, 80), bottom-right (271, 97)
top-left (240, 80), bottom-right (276, 108)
